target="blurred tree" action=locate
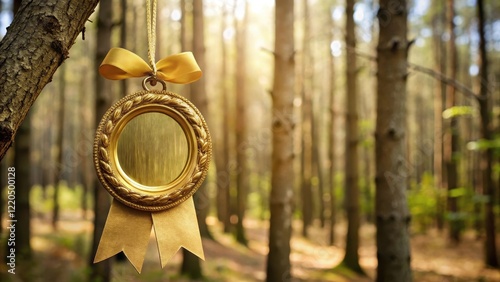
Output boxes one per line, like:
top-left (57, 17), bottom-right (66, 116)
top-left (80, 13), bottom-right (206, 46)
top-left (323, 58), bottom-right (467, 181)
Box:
top-left (266, 0), bottom-right (294, 280)
top-left (0, 0), bottom-right (100, 160)
top-left (477, 0), bottom-right (499, 268)
top-left (327, 1), bottom-right (337, 246)
top-left (444, 0), bottom-right (461, 244)
top-left (375, 0), bottom-right (412, 281)
top-left (300, 0), bottom-right (313, 238)
top-left (340, 0), bottom-right (363, 274)
top-left (89, 1), bottom-right (113, 281)
top-left (215, 1), bottom-right (231, 233)
top-left (52, 62), bottom-right (67, 230)
top-left (120, 0), bottom-right (129, 97)
top-left (235, 0), bottom-right (249, 246)
top-left (431, 1), bottom-right (446, 231)
top-left (181, 0), bottom-right (211, 278)
top-left (11, 0), bottom-right (32, 270)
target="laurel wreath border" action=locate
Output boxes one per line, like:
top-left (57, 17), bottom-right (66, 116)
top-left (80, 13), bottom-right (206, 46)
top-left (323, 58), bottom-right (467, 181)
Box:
top-left (93, 90), bottom-right (211, 212)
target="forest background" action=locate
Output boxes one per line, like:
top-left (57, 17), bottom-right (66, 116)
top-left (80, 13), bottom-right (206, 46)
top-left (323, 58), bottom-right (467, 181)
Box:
top-left (0, 0), bottom-right (500, 281)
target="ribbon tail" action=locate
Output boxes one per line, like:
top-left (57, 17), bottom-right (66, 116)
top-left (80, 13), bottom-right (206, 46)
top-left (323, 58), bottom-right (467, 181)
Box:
top-left (94, 200), bottom-right (152, 273)
top-left (152, 197), bottom-right (205, 268)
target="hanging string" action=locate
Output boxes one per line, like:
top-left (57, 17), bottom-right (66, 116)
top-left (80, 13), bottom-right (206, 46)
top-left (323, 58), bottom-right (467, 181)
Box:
top-left (146, 0), bottom-right (157, 76)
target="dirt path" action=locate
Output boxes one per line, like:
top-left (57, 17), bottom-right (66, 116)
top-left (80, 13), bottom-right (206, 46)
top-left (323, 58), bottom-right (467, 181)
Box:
top-left (1, 215), bottom-right (499, 281)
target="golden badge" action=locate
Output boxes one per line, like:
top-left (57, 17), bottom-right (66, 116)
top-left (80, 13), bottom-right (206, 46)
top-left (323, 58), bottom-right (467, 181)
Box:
top-left (92, 49), bottom-right (211, 272)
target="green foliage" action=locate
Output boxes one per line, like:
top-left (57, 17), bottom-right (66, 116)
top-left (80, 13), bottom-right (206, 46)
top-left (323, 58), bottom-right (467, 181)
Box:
top-left (442, 106), bottom-right (475, 119)
top-left (467, 137), bottom-right (500, 151)
top-left (30, 183), bottom-right (90, 215)
top-left (408, 172), bottom-right (440, 233)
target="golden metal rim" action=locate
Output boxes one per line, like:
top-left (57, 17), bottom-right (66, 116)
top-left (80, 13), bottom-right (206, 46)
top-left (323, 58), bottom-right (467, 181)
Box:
top-left (93, 90), bottom-right (212, 212)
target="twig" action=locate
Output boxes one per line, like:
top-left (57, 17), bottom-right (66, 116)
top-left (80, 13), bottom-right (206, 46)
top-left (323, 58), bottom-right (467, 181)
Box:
top-left (346, 46), bottom-right (482, 101)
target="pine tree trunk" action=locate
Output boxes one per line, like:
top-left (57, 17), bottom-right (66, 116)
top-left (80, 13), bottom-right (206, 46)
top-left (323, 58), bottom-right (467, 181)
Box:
top-left (375, 1), bottom-right (412, 281)
top-left (235, 0), bottom-right (249, 245)
top-left (477, 0), bottom-right (499, 268)
top-left (300, 0), bottom-right (313, 238)
top-left (14, 115), bottom-right (31, 261)
top-left (341, 0), bottom-right (363, 273)
top-left (266, 0), bottom-right (295, 280)
top-left (327, 5), bottom-right (337, 246)
top-left (181, 0), bottom-right (211, 276)
top-left (214, 2), bottom-right (231, 233)
top-left (89, 1), bottom-right (113, 281)
top-left (444, 0), bottom-right (461, 243)
top-left (0, 0), bottom-right (99, 160)
top-left (431, 2), bottom-right (446, 231)
top-left (52, 63), bottom-right (67, 230)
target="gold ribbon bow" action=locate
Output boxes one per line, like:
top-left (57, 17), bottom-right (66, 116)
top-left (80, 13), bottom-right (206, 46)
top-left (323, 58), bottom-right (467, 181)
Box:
top-left (93, 47), bottom-right (205, 273)
top-left (99, 47), bottom-right (202, 84)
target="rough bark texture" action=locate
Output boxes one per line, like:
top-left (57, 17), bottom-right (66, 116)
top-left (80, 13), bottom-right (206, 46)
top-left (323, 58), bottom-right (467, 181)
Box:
top-left (375, 0), bottom-right (412, 281)
top-left (444, 0), bottom-right (460, 243)
top-left (266, 0), bottom-right (294, 281)
top-left (341, 0), bottom-right (363, 274)
top-left (0, 0), bottom-right (100, 161)
top-left (89, 1), bottom-right (113, 281)
top-left (477, 0), bottom-right (499, 268)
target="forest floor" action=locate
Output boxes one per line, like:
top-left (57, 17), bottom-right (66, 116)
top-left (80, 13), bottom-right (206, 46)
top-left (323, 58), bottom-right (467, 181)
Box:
top-left (1, 212), bottom-right (500, 282)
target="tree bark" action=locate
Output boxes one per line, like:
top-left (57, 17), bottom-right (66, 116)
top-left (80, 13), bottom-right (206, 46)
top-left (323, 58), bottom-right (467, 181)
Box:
top-left (0, 0), bottom-right (99, 161)
top-left (477, 0), bottom-right (499, 268)
top-left (375, 0), bottom-right (412, 281)
top-left (266, 0), bottom-right (294, 281)
top-left (341, 0), bottom-right (363, 274)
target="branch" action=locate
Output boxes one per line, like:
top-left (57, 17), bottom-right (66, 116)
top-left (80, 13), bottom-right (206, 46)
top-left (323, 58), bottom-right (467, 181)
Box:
top-left (0, 0), bottom-right (100, 160)
top-left (346, 46), bottom-right (481, 101)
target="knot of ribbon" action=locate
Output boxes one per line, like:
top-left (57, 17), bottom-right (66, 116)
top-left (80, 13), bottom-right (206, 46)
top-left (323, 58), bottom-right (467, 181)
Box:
top-left (99, 47), bottom-right (202, 84)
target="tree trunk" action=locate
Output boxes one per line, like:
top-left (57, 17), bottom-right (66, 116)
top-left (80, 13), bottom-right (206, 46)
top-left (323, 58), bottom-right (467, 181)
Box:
top-left (431, 2), bottom-right (446, 231)
top-left (8, 2), bottom-right (32, 278)
top-left (89, 1), bottom-right (114, 281)
top-left (444, 0), bottom-right (461, 244)
top-left (327, 4), bottom-right (337, 246)
top-left (0, 0), bottom-right (99, 161)
top-left (477, 0), bottom-right (499, 268)
top-left (181, 0), bottom-right (211, 276)
top-left (235, 0), bottom-right (249, 246)
top-left (300, 0), bottom-right (313, 238)
top-left (341, 0), bottom-right (363, 274)
top-left (375, 1), bottom-right (412, 281)
top-left (266, 0), bottom-right (294, 281)
top-left (120, 0), bottom-right (129, 97)
top-left (215, 2), bottom-right (231, 233)
top-left (52, 63), bottom-right (67, 230)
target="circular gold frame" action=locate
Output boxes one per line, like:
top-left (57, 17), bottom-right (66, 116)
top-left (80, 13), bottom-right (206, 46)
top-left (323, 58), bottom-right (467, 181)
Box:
top-left (94, 90), bottom-right (211, 212)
